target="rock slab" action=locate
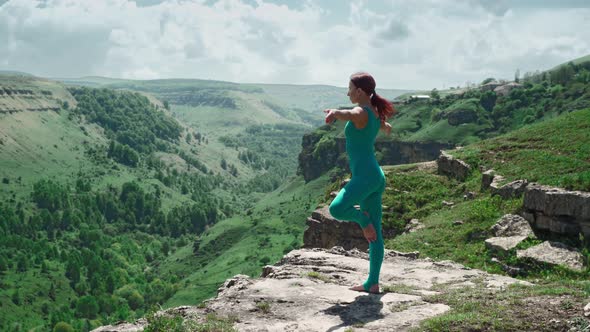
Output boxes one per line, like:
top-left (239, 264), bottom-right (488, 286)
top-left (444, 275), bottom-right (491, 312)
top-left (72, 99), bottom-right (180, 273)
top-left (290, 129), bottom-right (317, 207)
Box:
top-left (92, 248), bottom-right (530, 332)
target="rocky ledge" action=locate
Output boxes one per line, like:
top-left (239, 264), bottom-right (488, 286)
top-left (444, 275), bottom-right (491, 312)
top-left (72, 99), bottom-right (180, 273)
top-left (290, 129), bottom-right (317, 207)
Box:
top-left (93, 247), bottom-right (528, 332)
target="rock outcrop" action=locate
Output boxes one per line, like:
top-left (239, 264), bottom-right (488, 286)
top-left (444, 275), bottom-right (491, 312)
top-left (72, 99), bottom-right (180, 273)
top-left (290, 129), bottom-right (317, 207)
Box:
top-left (516, 241), bottom-right (585, 272)
top-left (522, 183), bottom-right (590, 237)
top-left (303, 205), bottom-right (368, 251)
top-left (92, 247), bottom-right (530, 332)
top-left (480, 81), bottom-right (503, 92)
top-left (481, 170), bottom-right (528, 198)
top-left (494, 82), bottom-right (523, 97)
top-left (491, 179), bottom-right (529, 199)
top-left (491, 214), bottom-right (535, 238)
top-left (297, 133), bottom-right (452, 182)
top-left (485, 214), bottom-right (535, 253)
top-left (436, 151), bottom-right (471, 181)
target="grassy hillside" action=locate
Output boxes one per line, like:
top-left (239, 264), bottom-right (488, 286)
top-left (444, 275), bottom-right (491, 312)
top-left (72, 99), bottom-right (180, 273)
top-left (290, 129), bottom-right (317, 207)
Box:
top-left (451, 108), bottom-right (590, 191)
top-left (158, 173), bottom-right (330, 307)
top-left (375, 109), bottom-right (589, 330)
top-left (0, 78), bottom-right (245, 331)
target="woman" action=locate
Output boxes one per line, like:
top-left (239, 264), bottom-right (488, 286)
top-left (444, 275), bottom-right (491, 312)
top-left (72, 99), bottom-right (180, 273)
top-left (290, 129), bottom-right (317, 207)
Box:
top-left (324, 72), bottom-right (395, 294)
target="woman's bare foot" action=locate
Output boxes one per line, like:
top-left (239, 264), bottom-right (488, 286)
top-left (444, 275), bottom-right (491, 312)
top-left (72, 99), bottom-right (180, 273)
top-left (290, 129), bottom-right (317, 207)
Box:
top-left (349, 284), bottom-right (380, 294)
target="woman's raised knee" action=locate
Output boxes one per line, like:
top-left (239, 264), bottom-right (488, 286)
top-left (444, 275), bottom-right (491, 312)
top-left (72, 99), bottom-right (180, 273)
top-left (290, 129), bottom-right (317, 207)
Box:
top-left (329, 201), bottom-right (346, 220)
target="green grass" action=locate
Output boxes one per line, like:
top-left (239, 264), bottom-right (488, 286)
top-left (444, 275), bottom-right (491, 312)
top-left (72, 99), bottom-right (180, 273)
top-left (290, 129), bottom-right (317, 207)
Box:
top-left (451, 108), bottom-right (590, 191)
top-left (256, 301), bottom-right (271, 314)
top-left (387, 195), bottom-right (522, 274)
top-left (382, 283), bottom-right (421, 296)
top-left (305, 271), bottom-right (331, 283)
top-left (144, 308), bottom-right (238, 332)
top-left (417, 281), bottom-right (589, 332)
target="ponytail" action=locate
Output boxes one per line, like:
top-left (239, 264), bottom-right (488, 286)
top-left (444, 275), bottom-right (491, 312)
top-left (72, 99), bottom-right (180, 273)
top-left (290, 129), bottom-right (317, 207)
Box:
top-left (350, 72), bottom-right (397, 124)
top-left (370, 92), bottom-right (396, 123)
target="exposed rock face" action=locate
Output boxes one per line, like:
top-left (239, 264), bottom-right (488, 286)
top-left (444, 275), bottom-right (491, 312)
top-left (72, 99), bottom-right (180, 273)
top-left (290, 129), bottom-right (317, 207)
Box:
top-left (404, 219), bottom-right (425, 233)
top-left (303, 206), bottom-right (368, 251)
top-left (93, 247), bottom-right (530, 332)
top-left (480, 82), bottom-right (502, 92)
top-left (436, 151), bottom-right (471, 181)
top-left (485, 214), bottom-right (535, 253)
top-left (491, 179), bottom-right (528, 199)
top-left (522, 183), bottom-right (590, 237)
top-left (481, 169), bottom-right (496, 190)
top-left (491, 214), bottom-right (535, 238)
top-left (297, 133), bottom-right (453, 182)
top-left (485, 236), bottom-right (528, 253)
top-left (447, 109), bottom-right (478, 126)
top-left (516, 241), bottom-right (585, 272)
top-left (494, 82), bottom-right (523, 97)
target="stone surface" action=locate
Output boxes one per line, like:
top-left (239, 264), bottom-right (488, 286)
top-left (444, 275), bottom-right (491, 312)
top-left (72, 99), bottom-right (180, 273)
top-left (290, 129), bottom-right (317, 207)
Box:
top-left (516, 241), bottom-right (585, 272)
top-left (405, 219), bottom-right (425, 233)
top-left (491, 179), bottom-right (528, 199)
top-left (303, 206), bottom-right (368, 251)
top-left (585, 302), bottom-right (590, 317)
top-left (523, 183), bottom-right (590, 237)
top-left (485, 236), bottom-right (528, 253)
top-left (480, 81), bottom-right (503, 92)
top-left (93, 248), bottom-right (531, 332)
top-left (524, 183), bottom-right (590, 219)
top-left (491, 214), bottom-right (535, 238)
top-left (436, 151), bottom-right (471, 181)
top-left (494, 82), bottom-right (523, 97)
top-left (481, 169), bottom-right (495, 190)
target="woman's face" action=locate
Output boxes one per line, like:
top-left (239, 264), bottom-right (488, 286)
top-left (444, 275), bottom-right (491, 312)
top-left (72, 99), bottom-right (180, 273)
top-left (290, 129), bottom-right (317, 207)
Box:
top-left (347, 81), bottom-right (359, 103)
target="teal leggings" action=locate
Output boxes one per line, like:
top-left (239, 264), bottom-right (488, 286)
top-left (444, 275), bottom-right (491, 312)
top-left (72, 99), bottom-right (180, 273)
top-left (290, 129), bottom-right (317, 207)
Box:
top-left (329, 175), bottom-right (385, 291)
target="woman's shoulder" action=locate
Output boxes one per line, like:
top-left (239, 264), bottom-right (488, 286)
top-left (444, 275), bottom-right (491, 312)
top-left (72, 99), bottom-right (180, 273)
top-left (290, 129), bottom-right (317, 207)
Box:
top-left (359, 105), bottom-right (379, 119)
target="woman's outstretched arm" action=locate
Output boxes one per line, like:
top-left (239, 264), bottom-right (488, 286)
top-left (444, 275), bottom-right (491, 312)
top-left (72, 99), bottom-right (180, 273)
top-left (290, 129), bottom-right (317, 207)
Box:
top-left (324, 107), bottom-right (368, 129)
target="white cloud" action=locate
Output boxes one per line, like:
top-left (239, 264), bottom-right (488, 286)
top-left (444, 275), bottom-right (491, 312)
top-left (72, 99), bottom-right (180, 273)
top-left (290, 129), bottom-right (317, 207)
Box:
top-left (0, 0), bottom-right (589, 89)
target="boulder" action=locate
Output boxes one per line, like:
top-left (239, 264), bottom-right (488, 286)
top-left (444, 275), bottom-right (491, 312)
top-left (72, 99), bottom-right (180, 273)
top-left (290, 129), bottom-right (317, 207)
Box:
top-left (516, 241), bottom-right (585, 272)
top-left (481, 169), bottom-right (495, 190)
top-left (524, 183), bottom-right (590, 219)
top-left (405, 219), bottom-right (425, 233)
top-left (491, 214), bottom-right (535, 237)
top-left (523, 183), bottom-right (590, 237)
top-left (303, 205), bottom-right (368, 251)
top-left (485, 236), bottom-right (528, 253)
top-left (491, 179), bottom-right (528, 199)
top-left (436, 151), bottom-right (471, 181)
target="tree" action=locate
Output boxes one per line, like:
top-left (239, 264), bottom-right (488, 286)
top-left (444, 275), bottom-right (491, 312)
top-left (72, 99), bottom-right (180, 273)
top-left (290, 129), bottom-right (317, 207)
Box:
top-left (515, 68), bottom-right (520, 83)
top-left (430, 88), bottom-right (441, 104)
top-left (76, 295), bottom-right (99, 319)
top-left (480, 91), bottom-right (497, 112)
top-left (481, 77), bottom-right (496, 85)
top-left (53, 322), bottom-right (75, 332)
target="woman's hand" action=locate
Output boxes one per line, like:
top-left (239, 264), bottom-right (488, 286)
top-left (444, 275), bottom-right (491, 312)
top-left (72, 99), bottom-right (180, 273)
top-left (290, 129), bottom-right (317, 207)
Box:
top-left (381, 121), bottom-right (392, 135)
top-left (324, 108), bottom-right (337, 124)
top-left (362, 223), bottom-right (377, 243)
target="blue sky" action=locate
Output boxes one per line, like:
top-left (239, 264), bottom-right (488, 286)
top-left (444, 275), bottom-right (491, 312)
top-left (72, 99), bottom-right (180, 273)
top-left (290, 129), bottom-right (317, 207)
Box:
top-left (1, 0), bottom-right (589, 89)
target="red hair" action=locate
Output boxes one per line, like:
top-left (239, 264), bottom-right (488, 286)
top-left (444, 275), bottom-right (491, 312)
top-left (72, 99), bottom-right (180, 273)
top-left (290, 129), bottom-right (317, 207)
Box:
top-left (350, 72), bottom-right (396, 122)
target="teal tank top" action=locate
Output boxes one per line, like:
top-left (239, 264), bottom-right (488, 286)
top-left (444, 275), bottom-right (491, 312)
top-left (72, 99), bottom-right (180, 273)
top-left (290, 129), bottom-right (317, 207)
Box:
top-left (344, 106), bottom-right (381, 176)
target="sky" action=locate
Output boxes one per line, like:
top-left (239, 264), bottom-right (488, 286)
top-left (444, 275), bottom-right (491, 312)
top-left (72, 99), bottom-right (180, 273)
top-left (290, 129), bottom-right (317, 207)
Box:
top-left (0, 0), bottom-right (589, 90)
